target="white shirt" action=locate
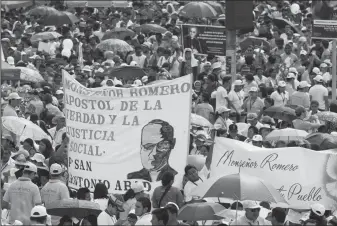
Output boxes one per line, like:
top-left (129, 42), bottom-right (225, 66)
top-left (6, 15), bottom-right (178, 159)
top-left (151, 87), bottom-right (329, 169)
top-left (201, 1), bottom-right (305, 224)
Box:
top-left (214, 86), bottom-right (228, 111)
top-left (309, 84), bottom-right (328, 110)
top-left (116, 20), bottom-right (134, 28)
top-left (184, 179), bottom-right (203, 202)
top-left (136, 213), bottom-right (152, 226)
top-left (97, 211), bottom-right (117, 226)
top-left (227, 90), bottom-right (244, 112)
top-left (254, 75), bottom-right (268, 85)
top-left (270, 90), bottom-right (289, 107)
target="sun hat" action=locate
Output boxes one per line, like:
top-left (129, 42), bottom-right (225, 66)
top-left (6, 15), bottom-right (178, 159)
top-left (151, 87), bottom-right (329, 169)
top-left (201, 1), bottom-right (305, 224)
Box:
top-left (7, 92), bottom-right (22, 100)
top-left (50, 163), bottom-right (63, 175)
top-left (24, 162), bottom-right (37, 173)
top-left (109, 194), bottom-right (125, 212)
top-left (55, 90), bottom-right (64, 95)
top-left (252, 135), bottom-right (263, 142)
top-left (131, 182), bottom-right (144, 193)
top-left (312, 67), bottom-right (321, 75)
top-left (278, 81), bottom-right (287, 87)
top-left (233, 80), bottom-right (243, 86)
top-left (31, 153), bottom-right (46, 163)
top-left (247, 113), bottom-right (258, 121)
top-left (323, 59), bottom-right (332, 67)
top-left (31, 205), bottom-right (47, 218)
top-left (212, 62), bottom-right (222, 70)
top-left (217, 106), bottom-right (231, 114)
top-left (12, 149), bottom-right (30, 159)
top-left (242, 200), bottom-right (261, 209)
top-left (311, 203), bottom-right (325, 217)
top-left (15, 154), bottom-right (27, 166)
top-left (289, 67), bottom-right (298, 74)
top-left (320, 63), bottom-right (328, 68)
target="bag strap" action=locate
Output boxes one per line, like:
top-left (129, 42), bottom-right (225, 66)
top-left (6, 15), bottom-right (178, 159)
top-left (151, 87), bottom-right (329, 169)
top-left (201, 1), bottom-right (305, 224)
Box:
top-left (158, 186), bottom-right (171, 208)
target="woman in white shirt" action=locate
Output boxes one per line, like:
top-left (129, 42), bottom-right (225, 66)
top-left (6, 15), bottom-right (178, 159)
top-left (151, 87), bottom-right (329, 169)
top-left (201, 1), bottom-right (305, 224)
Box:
top-left (270, 81), bottom-right (289, 107)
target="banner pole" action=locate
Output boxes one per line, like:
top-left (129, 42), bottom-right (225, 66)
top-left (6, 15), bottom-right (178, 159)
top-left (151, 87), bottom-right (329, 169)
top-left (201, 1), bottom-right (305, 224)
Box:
top-left (332, 39), bottom-right (336, 101)
top-left (226, 30), bottom-right (237, 81)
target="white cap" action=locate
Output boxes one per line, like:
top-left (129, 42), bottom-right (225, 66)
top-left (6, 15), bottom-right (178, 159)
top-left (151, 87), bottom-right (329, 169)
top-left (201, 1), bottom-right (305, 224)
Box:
top-left (7, 92), bottom-right (22, 100)
top-left (314, 74), bottom-right (323, 82)
top-left (7, 56), bottom-right (15, 65)
top-left (320, 63), bottom-right (328, 68)
top-left (31, 205), bottom-right (47, 217)
top-left (298, 81), bottom-right (310, 88)
top-left (312, 67), bottom-right (321, 74)
top-left (55, 90), bottom-right (64, 95)
top-left (212, 62), bottom-right (221, 70)
top-left (252, 135), bottom-right (263, 142)
top-left (31, 153), bottom-right (45, 163)
top-left (242, 200), bottom-right (261, 209)
top-left (300, 50), bottom-right (307, 55)
top-left (217, 106), bottom-right (231, 114)
top-left (141, 76), bottom-right (148, 83)
top-left (82, 65), bottom-right (92, 72)
top-left (286, 73), bottom-right (296, 79)
top-left (131, 182), bottom-right (144, 193)
top-left (323, 59), bottom-right (332, 66)
top-left (50, 163), bottom-right (63, 175)
top-left (24, 162), bottom-right (37, 173)
top-left (133, 79), bottom-right (142, 87)
top-left (130, 61), bottom-right (138, 66)
top-left (233, 80), bottom-right (243, 86)
top-left (311, 203), bottom-right (325, 217)
top-left (278, 81), bottom-right (286, 87)
top-left (249, 87), bottom-right (258, 92)
top-left (289, 67), bottom-right (298, 74)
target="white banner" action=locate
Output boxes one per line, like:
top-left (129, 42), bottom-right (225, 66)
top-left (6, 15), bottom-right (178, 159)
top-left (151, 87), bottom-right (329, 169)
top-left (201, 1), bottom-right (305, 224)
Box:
top-left (211, 137), bottom-right (337, 209)
top-left (63, 71), bottom-right (192, 193)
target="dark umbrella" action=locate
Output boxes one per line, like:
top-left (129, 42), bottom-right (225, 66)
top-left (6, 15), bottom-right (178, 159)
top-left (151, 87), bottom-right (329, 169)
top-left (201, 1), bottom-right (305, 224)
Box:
top-left (206, 1), bottom-right (225, 15)
top-left (43, 11), bottom-right (79, 26)
top-left (104, 66), bottom-right (146, 81)
top-left (26, 6), bottom-right (59, 17)
top-left (272, 18), bottom-right (303, 35)
top-left (305, 133), bottom-right (337, 150)
top-left (102, 28), bottom-right (135, 41)
top-left (135, 24), bottom-right (167, 34)
top-left (264, 106), bottom-right (296, 123)
top-left (239, 36), bottom-right (271, 52)
top-left (179, 2), bottom-right (218, 18)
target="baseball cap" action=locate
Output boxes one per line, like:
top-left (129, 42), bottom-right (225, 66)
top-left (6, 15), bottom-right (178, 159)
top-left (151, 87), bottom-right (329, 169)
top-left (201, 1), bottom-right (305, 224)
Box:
top-left (50, 163), bottom-right (63, 175)
top-left (24, 162), bottom-right (37, 173)
top-left (313, 74), bottom-right (323, 82)
top-left (141, 76), bottom-right (148, 83)
top-left (278, 81), bottom-right (287, 87)
top-left (298, 81), bottom-right (310, 88)
top-left (289, 67), bottom-right (298, 74)
top-left (242, 200), bottom-right (261, 209)
top-left (249, 87), bottom-right (258, 92)
top-left (233, 80), bottom-right (243, 86)
top-left (252, 135), bottom-right (263, 142)
top-left (247, 113), bottom-right (258, 120)
top-left (217, 106), bottom-right (231, 114)
top-left (312, 67), bottom-right (321, 74)
top-left (131, 182), bottom-right (144, 193)
top-left (31, 205), bottom-right (47, 218)
top-left (31, 153), bottom-right (46, 163)
top-left (55, 90), bottom-right (64, 95)
top-left (320, 63), bottom-right (327, 68)
top-left (300, 50), bottom-right (307, 55)
top-left (323, 59), bottom-right (332, 67)
top-left (311, 203), bottom-right (325, 217)
top-left (286, 73), bottom-right (296, 79)
top-left (7, 92), bottom-right (22, 100)
top-left (212, 62), bottom-right (221, 70)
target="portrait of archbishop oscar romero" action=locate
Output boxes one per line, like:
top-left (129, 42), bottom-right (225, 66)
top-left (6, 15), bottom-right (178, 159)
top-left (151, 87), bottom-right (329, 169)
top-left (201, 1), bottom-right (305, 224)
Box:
top-left (127, 119), bottom-right (178, 182)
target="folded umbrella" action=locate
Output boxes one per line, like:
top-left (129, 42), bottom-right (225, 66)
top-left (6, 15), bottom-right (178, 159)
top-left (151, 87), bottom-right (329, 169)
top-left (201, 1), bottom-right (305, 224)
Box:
top-left (191, 173), bottom-right (287, 204)
top-left (2, 116), bottom-right (50, 141)
top-left (31, 32), bottom-right (62, 42)
top-left (265, 128), bottom-right (308, 142)
top-left (15, 67), bottom-right (44, 83)
top-left (264, 106), bottom-right (296, 123)
top-left (178, 202), bottom-right (225, 221)
top-left (240, 36), bottom-right (271, 53)
top-left (191, 113), bottom-right (213, 128)
top-left (102, 28), bottom-right (135, 41)
top-left (46, 199), bottom-right (101, 218)
top-left (43, 11), bottom-right (79, 26)
top-left (97, 39), bottom-right (133, 53)
top-left (179, 2), bottom-right (218, 18)
top-left (135, 24), bottom-right (167, 34)
top-left (26, 6), bottom-right (59, 17)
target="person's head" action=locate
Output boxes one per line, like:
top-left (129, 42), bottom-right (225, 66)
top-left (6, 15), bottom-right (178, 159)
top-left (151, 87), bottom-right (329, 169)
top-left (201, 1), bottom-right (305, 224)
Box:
top-left (310, 100), bottom-right (319, 112)
top-left (140, 120), bottom-right (175, 171)
top-left (277, 81), bottom-right (286, 93)
top-left (132, 182), bottom-right (145, 199)
top-left (243, 200), bottom-right (261, 222)
top-left (77, 187), bottom-right (91, 201)
top-left (30, 205), bottom-right (47, 225)
top-left (233, 80), bottom-right (243, 92)
top-left (252, 135), bottom-right (263, 147)
top-left (269, 207), bottom-right (286, 225)
top-left (231, 201), bottom-right (243, 210)
top-left (93, 183), bottom-right (108, 199)
top-left (58, 215), bottom-right (73, 226)
top-left (310, 203), bottom-right (326, 222)
top-left (206, 73), bottom-right (216, 86)
top-left (249, 87), bottom-right (258, 98)
top-left (298, 81), bottom-right (310, 92)
top-left (49, 163), bottom-right (63, 179)
top-left (247, 126), bottom-right (259, 139)
top-left (135, 45), bottom-right (142, 55)
top-left (135, 197), bottom-right (151, 217)
top-left (123, 188), bottom-right (136, 202)
top-left (189, 26), bottom-right (198, 39)
top-left (275, 140), bottom-right (287, 148)
top-left (1, 146), bottom-right (11, 163)
top-left (39, 139), bottom-right (53, 159)
top-left (185, 164), bottom-right (199, 182)
top-left (7, 92), bottom-right (22, 108)
top-left (23, 163), bottom-right (38, 180)
top-left (106, 198), bottom-right (123, 216)
top-left (151, 208), bottom-right (169, 226)
top-left (23, 138), bottom-right (34, 151)
top-left (228, 124), bottom-right (239, 138)
top-left (264, 97), bottom-right (274, 108)
top-left (275, 38), bottom-right (284, 49)
top-left (295, 106), bottom-right (307, 119)
top-left (247, 113), bottom-right (258, 126)
top-left (161, 171), bottom-right (174, 187)
top-left (127, 213), bottom-right (138, 226)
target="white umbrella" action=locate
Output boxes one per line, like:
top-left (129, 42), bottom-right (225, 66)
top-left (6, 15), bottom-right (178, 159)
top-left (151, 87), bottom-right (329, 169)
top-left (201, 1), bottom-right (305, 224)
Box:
top-left (15, 67), bottom-right (45, 83)
top-left (2, 116), bottom-right (50, 141)
top-left (265, 128), bottom-right (308, 142)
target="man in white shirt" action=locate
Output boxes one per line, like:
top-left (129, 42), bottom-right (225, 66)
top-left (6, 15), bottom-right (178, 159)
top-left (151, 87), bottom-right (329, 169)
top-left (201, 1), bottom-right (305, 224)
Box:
top-left (3, 92), bottom-right (21, 144)
top-left (309, 75), bottom-right (329, 111)
top-left (289, 81), bottom-right (311, 109)
top-left (183, 165), bottom-right (203, 202)
top-left (231, 200), bottom-right (271, 225)
top-left (212, 76), bottom-right (231, 112)
top-left (135, 197), bottom-right (152, 225)
top-left (227, 80), bottom-right (244, 120)
top-left (48, 113), bottom-right (66, 147)
top-left (97, 197), bottom-right (125, 225)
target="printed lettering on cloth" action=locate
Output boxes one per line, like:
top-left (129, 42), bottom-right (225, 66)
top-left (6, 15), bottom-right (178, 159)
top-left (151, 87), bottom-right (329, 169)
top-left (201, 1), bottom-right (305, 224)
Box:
top-left (211, 137), bottom-right (337, 208)
top-left (62, 70), bottom-right (191, 193)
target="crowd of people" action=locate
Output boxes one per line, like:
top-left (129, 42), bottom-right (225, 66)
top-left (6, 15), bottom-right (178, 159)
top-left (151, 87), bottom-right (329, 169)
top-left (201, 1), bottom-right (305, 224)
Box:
top-left (1, 0), bottom-right (337, 225)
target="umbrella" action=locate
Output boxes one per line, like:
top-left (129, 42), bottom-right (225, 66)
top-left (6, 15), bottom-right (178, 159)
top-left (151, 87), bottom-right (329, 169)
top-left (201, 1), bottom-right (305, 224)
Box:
top-left (2, 116), bottom-right (50, 141)
top-left (1, 61), bottom-right (20, 80)
top-left (104, 66), bottom-right (146, 80)
top-left (179, 2), bottom-right (218, 18)
top-left (15, 67), bottom-right (44, 83)
top-left (317, 111), bottom-right (337, 124)
top-left (206, 2), bottom-right (225, 14)
top-left (239, 36), bottom-right (271, 53)
top-left (305, 133), bottom-right (337, 150)
top-left (177, 202), bottom-right (225, 221)
top-left (26, 6), bottom-right (59, 17)
top-left (2, 1), bottom-right (33, 9)
top-left (135, 24), bottom-right (167, 34)
top-left (31, 32), bottom-right (62, 42)
top-left (102, 28), bottom-right (135, 41)
top-left (64, 0), bottom-right (87, 7)
top-left (43, 11), bottom-right (79, 26)
top-left (97, 39), bottom-right (133, 53)
top-left (191, 113), bottom-right (213, 128)
top-left (264, 106), bottom-right (296, 123)
top-left (265, 128), bottom-right (308, 142)
top-left (272, 18), bottom-right (303, 35)
top-left (214, 209), bottom-right (245, 221)
top-left (191, 173), bottom-right (287, 204)
top-left (46, 199), bottom-right (101, 218)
